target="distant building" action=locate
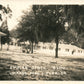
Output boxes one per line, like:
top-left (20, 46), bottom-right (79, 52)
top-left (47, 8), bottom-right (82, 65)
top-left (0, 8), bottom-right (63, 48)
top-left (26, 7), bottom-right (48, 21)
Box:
top-left (35, 42), bottom-right (84, 56)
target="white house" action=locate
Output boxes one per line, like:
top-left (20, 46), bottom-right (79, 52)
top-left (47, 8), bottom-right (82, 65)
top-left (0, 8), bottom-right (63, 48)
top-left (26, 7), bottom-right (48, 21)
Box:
top-left (35, 42), bottom-right (84, 56)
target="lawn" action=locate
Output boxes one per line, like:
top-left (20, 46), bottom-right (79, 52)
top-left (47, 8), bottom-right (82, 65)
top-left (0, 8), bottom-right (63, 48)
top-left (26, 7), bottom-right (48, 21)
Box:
top-left (0, 46), bottom-right (84, 80)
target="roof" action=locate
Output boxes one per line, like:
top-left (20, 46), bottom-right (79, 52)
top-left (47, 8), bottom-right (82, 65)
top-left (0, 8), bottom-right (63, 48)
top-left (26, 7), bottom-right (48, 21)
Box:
top-left (0, 32), bottom-right (6, 36)
top-left (59, 44), bottom-right (84, 51)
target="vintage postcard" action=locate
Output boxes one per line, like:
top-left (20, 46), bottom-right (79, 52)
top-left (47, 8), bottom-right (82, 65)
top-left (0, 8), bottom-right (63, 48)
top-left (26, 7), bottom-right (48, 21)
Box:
top-left (0, 0), bottom-right (84, 83)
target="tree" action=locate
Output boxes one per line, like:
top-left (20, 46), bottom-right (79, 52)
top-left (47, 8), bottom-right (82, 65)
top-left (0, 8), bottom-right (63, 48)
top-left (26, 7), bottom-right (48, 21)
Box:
top-left (0, 4), bottom-right (12, 50)
top-left (33, 5), bottom-right (66, 58)
top-left (64, 5), bottom-right (84, 48)
top-left (16, 10), bottom-right (38, 53)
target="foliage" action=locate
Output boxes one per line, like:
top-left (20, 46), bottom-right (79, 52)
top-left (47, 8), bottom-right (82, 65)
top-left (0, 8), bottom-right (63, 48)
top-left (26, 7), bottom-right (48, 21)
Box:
top-left (32, 5), bottom-right (66, 57)
top-left (0, 4), bottom-right (12, 44)
top-left (64, 5), bottom-right (84, 48)
top-left (33, 5), bottom-right (66, 41)
top-left (14, 9), bottom-right (39, 53)
top-left (16, 10), bottom-right (37, 43)
top-left (11, 5), bottom-right (84, 56)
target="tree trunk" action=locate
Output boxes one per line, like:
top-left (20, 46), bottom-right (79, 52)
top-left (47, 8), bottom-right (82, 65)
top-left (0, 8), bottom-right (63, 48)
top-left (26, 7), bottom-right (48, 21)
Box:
top-left (1, 43), bottom-right (2, 50)
top-left (7, 43), bottom-right (9, 51)
top-left (31, 41), bottom-right (33, 53)
top-left (0, 37), bottom-right (2, 50)
top-left (0, 36), bottom-right (1, 50)
top-left (55, 36), bottom-right (59, 58)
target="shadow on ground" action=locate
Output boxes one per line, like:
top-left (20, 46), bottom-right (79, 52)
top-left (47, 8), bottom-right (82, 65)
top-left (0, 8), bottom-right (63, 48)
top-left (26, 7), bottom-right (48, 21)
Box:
top-left (67, 58), bottom-right (84, 63)
top-left (60, 56), bottom-right (84, 63)
top-left (0, 57), bottom-right (18, 80)
top-left (0, 50), bottom-right (84, 80)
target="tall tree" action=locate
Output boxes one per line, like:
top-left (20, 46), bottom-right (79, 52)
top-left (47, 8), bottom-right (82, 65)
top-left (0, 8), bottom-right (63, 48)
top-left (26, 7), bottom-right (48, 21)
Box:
top-left (64, 5), bottom-right (84, 48)
top-left (16, 10), bottom-right (37, 53)
top-left (33, 5), bottom-right (66, 58)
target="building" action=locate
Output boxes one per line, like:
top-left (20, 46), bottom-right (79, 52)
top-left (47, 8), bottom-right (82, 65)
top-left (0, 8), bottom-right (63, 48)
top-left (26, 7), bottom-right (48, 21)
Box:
top-left (35, 42), bottom-right (84, 56)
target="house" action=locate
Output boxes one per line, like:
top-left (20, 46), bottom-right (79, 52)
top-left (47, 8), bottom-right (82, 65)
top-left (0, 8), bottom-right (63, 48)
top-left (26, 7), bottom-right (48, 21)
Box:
top-left (35, 42), bottom-right (84, 56)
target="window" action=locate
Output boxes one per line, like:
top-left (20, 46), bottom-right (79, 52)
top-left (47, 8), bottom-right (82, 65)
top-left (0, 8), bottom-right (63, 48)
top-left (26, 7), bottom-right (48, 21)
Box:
top-left (65, 49), bottom-right (69, 52)
top-left (37, 46), bottom-right (41, 48)
top-left (49, 46), bottom-right (54, 50)
top-left (43, 46), bottom-right (46, 49)
top-left (78, 50), bottom-right (80, 53)
top-left (78, 50), bottom-right (82, 53)
top-left (58, 48), bottom-right (61, 51)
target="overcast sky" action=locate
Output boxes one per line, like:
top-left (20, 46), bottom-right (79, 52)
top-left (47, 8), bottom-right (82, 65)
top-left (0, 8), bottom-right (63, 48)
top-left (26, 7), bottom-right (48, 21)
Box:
top-left (0, 0), bottom-right (83, 31)
top-left (0, 0), bottom-right (33, 30)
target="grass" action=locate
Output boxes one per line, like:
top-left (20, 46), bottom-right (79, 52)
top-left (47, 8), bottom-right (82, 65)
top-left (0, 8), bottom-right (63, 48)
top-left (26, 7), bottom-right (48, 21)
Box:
top-left (0, 46), bottom-right (84, 80)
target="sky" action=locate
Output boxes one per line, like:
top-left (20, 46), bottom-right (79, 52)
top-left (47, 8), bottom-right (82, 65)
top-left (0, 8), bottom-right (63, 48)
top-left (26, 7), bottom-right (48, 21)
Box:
top-left (0, 0), bottom-right (33, 30)
top-left (0, 0), bottom-right (84, 31)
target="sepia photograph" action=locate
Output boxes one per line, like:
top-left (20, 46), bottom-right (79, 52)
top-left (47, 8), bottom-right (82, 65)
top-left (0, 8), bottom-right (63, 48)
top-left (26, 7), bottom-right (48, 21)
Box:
top-left (0, 0), bottom-right (84, 81)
